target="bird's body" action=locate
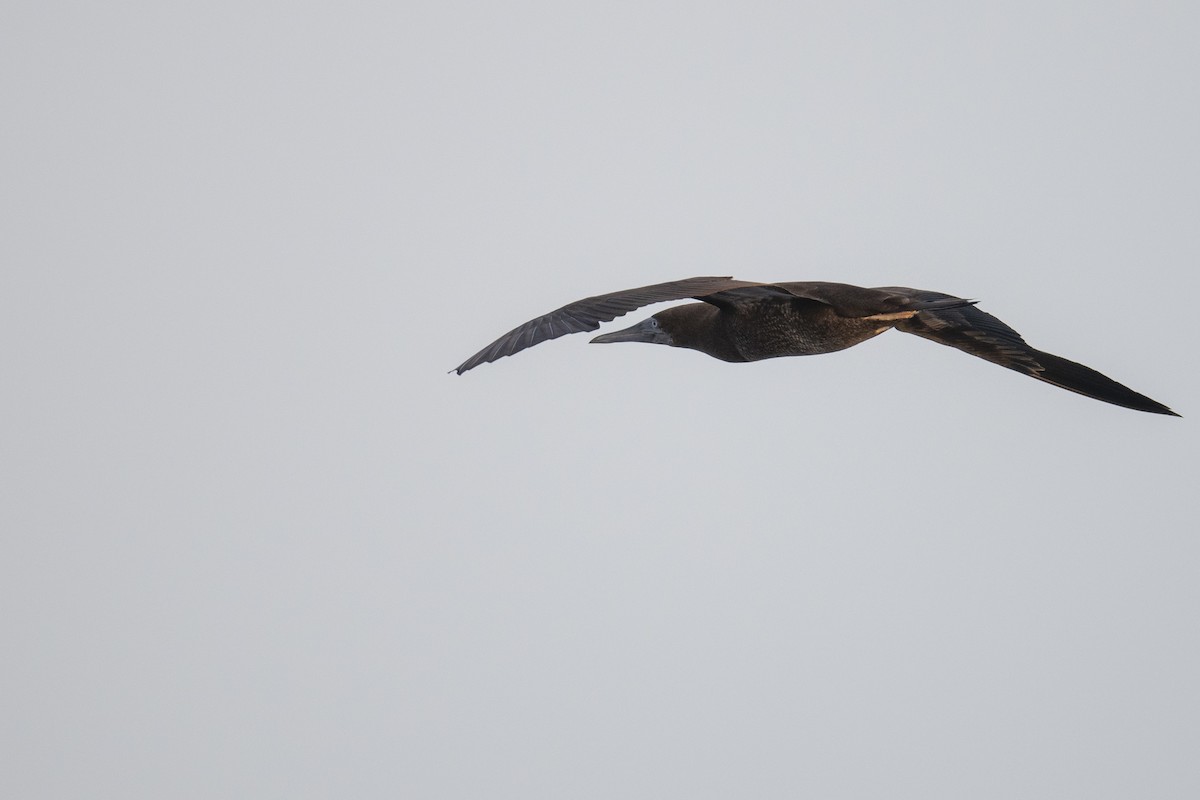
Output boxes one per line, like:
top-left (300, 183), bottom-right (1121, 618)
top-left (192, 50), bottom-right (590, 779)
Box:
top-left (453, 277), bottom-right (1178, 416)
top-left (658, 287), bottom-right (906, 361)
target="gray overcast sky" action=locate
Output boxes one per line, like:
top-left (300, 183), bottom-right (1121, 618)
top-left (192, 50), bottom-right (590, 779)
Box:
top-left (3, 2), bottom-right (1198, 798)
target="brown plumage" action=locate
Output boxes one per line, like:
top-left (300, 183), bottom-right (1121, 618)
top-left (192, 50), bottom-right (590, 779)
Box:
top-left (452, 276), bottom-right (1178, 416)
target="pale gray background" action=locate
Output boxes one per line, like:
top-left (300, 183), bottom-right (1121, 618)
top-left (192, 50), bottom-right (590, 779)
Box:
top-left (3, 2), bottom-right (1198, 798)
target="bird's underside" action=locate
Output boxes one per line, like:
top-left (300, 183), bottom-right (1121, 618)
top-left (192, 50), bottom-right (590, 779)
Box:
top-left (451, 276), bottom-right (1178, 416)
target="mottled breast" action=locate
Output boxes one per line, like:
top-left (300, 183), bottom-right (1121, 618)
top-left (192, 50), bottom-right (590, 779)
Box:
top-left (725, 299), bottom-right (893, 361)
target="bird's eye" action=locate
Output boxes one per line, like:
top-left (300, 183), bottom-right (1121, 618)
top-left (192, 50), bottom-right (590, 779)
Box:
top-left (649, 319), bottom-right (658, 328)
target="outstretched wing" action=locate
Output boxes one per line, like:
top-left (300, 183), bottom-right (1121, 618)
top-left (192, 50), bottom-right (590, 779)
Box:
top-left (778, 282), bottom-right (977, 317)
top-left (686, 281), bottom-right (977, 317)
top-left (889, 289), bottom-right (1179, 416)
top-left (452, 276), bottom-right (761, 374)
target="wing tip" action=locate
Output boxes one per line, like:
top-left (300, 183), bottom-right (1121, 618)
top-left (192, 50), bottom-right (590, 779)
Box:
top-left (1150, 404), bottom-right (1181, 417)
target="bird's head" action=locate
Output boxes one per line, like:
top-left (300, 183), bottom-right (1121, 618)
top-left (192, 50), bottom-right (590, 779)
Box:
top-left (590, 312), bottom-right (676, 347)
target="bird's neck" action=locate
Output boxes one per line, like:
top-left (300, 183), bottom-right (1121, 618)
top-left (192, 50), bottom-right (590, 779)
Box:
top-left (665, 305), bottom-right (748, 363)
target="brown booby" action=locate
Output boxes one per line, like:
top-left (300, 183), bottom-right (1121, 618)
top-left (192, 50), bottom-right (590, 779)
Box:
top-left (452, 277), bottom-right (1178, 416)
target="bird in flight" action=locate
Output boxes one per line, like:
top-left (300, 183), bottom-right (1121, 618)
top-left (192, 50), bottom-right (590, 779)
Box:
top-left (452, 276), bottom-right (1178, 416)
